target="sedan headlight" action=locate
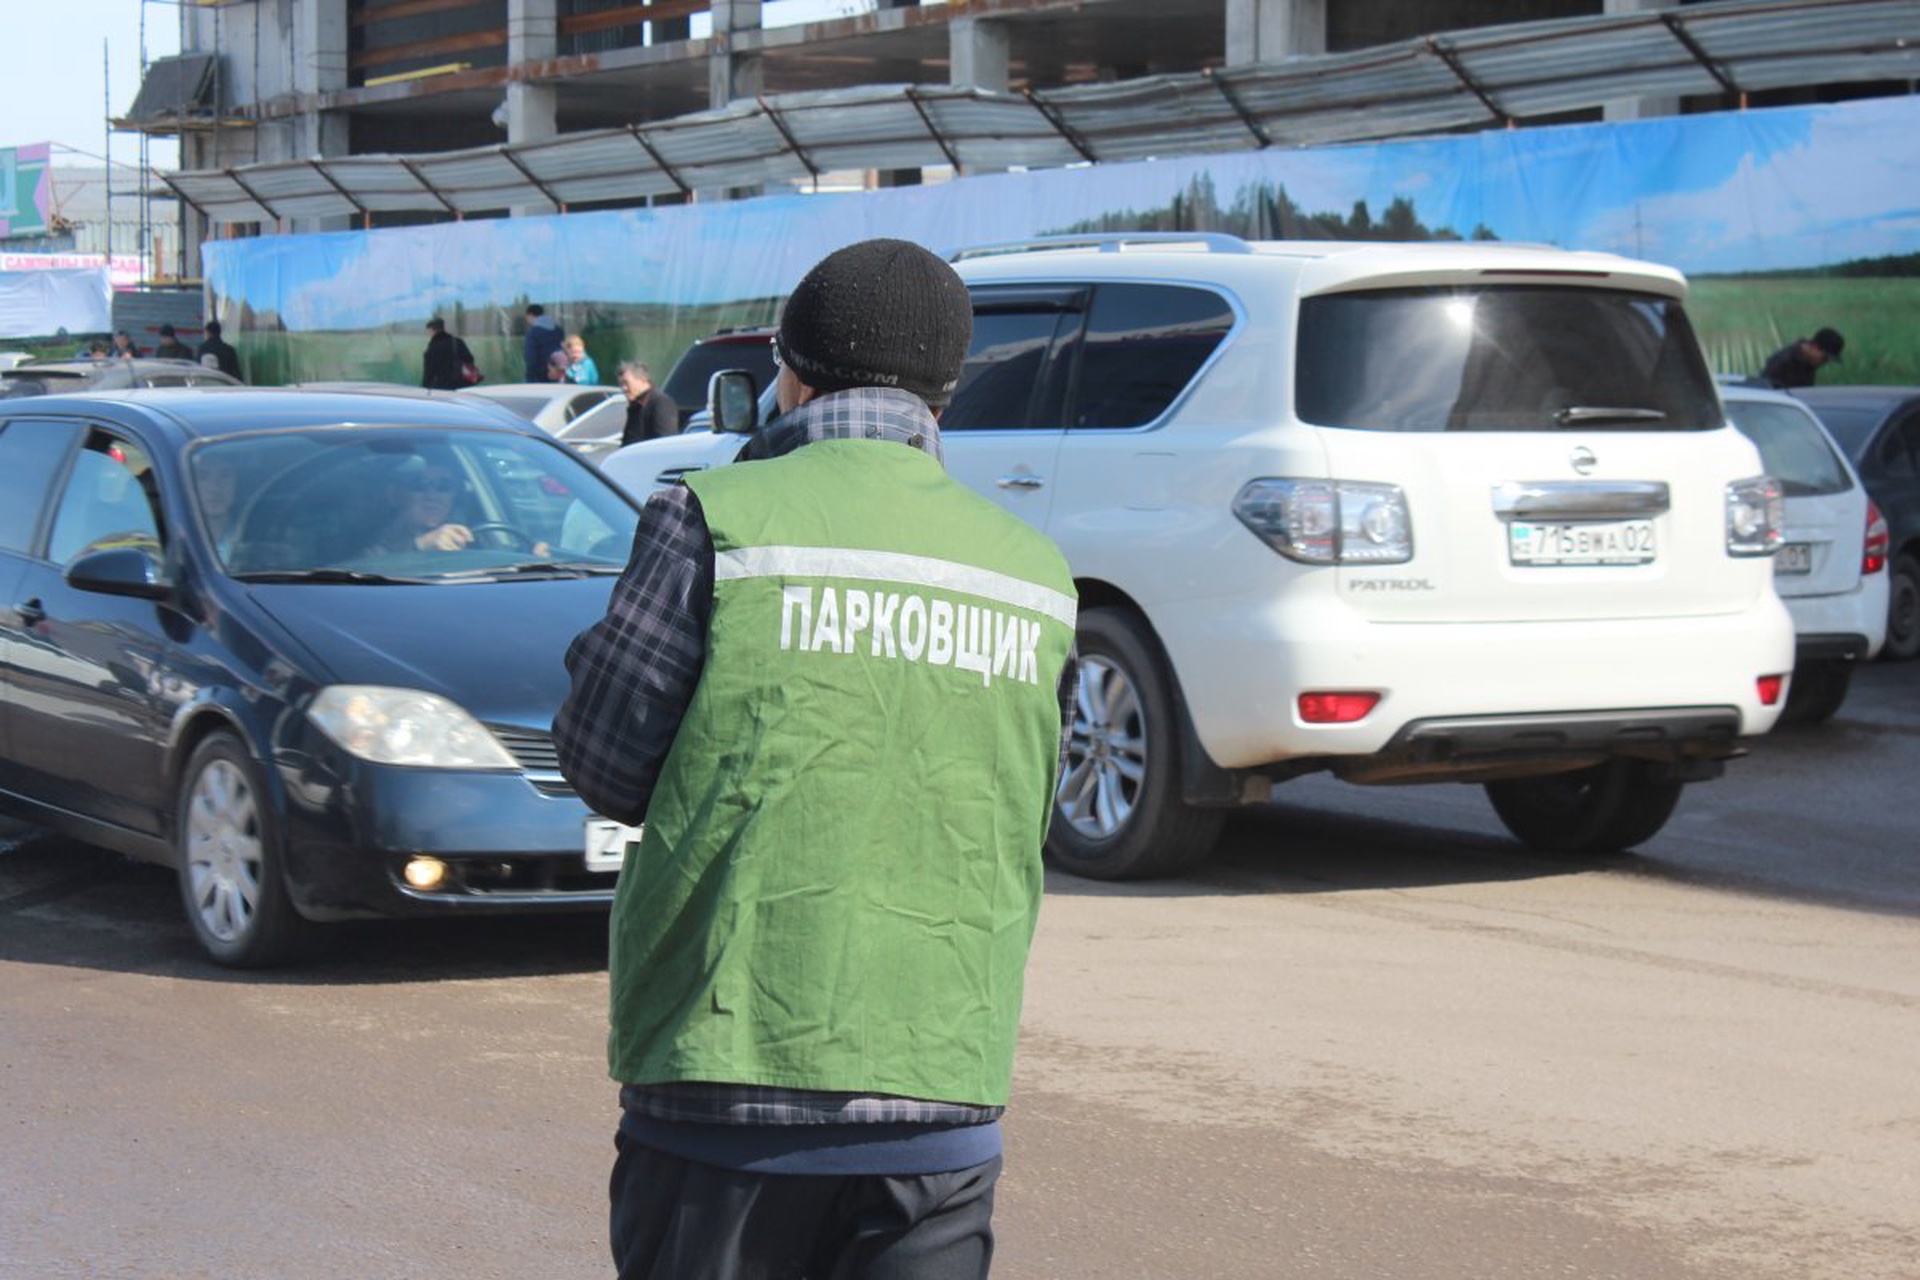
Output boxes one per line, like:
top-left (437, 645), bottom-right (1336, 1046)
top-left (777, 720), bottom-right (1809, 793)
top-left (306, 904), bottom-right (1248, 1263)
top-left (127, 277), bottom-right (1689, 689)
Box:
top-left (307, 686), bottom-right (517, 769)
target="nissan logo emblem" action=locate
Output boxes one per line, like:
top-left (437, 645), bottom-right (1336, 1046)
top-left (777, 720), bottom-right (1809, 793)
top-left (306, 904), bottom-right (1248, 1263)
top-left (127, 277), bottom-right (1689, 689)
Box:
top-left (1568, 446), bottom-right (1597, 476)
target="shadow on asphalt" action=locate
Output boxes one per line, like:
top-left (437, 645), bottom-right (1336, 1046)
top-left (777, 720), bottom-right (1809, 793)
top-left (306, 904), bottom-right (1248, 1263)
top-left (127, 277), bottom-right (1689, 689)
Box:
top-left (0, 826), bottom-right (608, 984)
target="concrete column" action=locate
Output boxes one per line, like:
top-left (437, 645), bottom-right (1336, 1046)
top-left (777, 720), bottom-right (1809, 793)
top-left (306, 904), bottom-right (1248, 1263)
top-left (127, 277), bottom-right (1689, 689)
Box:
top-left (295, 0), bottom-right (351, 231)
top-left (1225, 0), bottom-right (1325, 66)
top-left (507, 0), bottom-right (561, 215)
top-left (1604, 0), bottom-right (1681, 122)
top-left (705, 1), bottom-right (764, 201)
top-left (709, 0), bottom-right (764, 108)
top-left (949, 18), bottom-right (1011, 178)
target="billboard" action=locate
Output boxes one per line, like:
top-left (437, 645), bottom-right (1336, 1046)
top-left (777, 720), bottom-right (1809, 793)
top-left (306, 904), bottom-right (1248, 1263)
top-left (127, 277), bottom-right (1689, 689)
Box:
top-left (0, 144), bottom-right (52, 238)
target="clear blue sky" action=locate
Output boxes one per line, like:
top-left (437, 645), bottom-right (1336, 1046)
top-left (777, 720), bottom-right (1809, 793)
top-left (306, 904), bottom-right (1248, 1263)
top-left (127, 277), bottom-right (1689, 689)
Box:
top-left (1, 1), bottom-right (180, 169)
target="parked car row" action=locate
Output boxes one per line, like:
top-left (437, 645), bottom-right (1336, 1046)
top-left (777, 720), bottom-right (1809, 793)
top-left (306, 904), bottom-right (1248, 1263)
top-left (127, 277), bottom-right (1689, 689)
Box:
top-left (0, 238), bottom-right (1908, 968)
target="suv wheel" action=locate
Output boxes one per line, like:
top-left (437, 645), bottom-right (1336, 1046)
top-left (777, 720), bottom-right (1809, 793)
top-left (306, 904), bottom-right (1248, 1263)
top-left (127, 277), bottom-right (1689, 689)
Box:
top-left (1484, 759), bottom-right (1683, 856)
top-left (176, 733), bottom-right (316, 968)
top-left (1048, 608), bottom-right (1225, 880)
top-left (1884, 551), bottom-right (1920, 661)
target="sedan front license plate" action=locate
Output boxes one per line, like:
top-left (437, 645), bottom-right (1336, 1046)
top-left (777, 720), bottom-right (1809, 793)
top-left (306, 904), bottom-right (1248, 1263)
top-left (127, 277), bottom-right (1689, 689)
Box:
top-left (1509, 519), bottom-right (1656, 566)
top-left (584, 818), bottom-right (644, 871)
top-left (1774, 542), bottom-right (1813, 576)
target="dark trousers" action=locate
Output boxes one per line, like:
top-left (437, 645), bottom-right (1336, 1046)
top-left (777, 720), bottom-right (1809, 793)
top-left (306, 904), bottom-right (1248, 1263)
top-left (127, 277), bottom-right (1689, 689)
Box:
top-left (609, 1133), bottom-right (999, 1280)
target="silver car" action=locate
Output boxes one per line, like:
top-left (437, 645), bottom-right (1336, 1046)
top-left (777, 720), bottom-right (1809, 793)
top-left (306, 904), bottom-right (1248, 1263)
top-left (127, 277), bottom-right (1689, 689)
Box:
top-left (1722, 382), bottom-right (1889, 724)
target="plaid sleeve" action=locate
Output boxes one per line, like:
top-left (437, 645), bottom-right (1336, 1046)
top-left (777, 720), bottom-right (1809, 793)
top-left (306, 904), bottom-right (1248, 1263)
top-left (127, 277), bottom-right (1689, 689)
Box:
top-left (552, 485), bottom-right (713, 825)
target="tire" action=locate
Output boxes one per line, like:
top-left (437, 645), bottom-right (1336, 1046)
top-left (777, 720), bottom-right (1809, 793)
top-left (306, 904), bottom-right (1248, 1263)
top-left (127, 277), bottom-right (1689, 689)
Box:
top-left (1484, 759), bottom-right (1684, 856)
top-left (1883, 551), bottom-right (1920, 662)
top-left (1047, 608), bottom-right (1225, 880)
top-left (175, 733), bottom-right (316, 968)
top-left (1778, 659), bottom-right (1853, 727)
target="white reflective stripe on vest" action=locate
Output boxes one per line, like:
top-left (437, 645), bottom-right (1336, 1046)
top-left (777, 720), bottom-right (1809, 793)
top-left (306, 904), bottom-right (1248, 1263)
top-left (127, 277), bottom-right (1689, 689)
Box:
top-left (714, 544), bottom-right (1077, 629)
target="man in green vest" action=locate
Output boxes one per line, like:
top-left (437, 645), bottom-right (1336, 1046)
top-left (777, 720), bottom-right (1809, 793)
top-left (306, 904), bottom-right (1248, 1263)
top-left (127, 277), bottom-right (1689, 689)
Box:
top-left (554, 237), bottom-right (1078, 1279)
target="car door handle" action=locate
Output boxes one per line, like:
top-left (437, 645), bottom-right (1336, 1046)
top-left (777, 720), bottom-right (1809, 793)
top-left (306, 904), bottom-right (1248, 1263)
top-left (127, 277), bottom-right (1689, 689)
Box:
top-left (15, 598), bottom-right (46, 624)
top-left (997, 474), bottom-right (1046, 490)
top-left (655, 466), bottom-right (708, 485)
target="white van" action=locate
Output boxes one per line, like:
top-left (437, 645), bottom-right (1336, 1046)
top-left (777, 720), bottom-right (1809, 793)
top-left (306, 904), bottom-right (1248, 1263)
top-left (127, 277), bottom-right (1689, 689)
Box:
top-left (603, 234), bottom-right (1796, 877)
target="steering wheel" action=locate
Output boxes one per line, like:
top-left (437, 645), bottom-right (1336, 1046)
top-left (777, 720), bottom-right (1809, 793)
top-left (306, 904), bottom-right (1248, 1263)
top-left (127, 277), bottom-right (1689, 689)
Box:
top-left (466, 522), bottom-right (534, 551)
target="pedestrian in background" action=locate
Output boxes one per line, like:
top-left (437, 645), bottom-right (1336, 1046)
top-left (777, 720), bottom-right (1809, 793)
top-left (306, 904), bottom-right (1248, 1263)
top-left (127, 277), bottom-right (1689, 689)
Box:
top-left (616, 361), bottom-right (678, 444)
top-left (1761, 327), bottom-right (1845, 389)
top-left (523, 303), bottom-right (564, 382)
top-left (562, 334), bottom-right (600, 385)
top-left (110, 330), bottom-right (140, 359)
top-left (153, 324), bottom-right (193, 360)
top-left (546, 349), bottom-right (572, 383)
top-left (198, 320), bottom-right (242, 380)
top-left (554, 237), bottom-right (1077, 1280)
top-left (422, 317), bottom-right (475, 391)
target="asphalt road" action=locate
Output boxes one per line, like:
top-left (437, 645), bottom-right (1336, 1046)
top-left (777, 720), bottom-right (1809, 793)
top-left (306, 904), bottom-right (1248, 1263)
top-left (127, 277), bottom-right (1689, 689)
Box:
top-left (3, 663), bottom-right (1917, 1279)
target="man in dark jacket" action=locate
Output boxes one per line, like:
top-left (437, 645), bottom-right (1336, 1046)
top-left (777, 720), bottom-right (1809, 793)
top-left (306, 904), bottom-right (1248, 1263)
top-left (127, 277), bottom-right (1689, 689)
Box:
top-left (422, 318), bottom-right (474, 391)
top-left (197, 320), bottom-right (242, 379)
top-left (616, 361), bottom-right (679, 445)
top-left (153, 324), bottom-right (193, 360)
top-left (523, 304), bottom-right (564, 382)
top-left (1760, 327), bottom-right (1844, 389)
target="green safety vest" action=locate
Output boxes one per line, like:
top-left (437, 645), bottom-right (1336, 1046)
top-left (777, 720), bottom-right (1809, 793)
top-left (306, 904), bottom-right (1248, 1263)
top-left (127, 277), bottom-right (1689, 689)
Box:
top-left (607, 439), bottom-right (1078, 1105)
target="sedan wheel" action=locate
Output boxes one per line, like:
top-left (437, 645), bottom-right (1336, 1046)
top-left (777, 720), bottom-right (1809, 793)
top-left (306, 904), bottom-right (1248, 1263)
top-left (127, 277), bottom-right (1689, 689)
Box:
top-left (1883, 551), bottom-right (1920, 661)
top-left (177, 733), bottom-right (314, 967)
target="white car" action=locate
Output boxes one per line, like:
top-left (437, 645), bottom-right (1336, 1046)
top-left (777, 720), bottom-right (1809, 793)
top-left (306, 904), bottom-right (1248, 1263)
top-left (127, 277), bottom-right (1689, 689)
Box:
top-left (1720, 382), bottom-right (1888, 723)
top-left (458, 382), bottom-right (618, 436)
top-left (603, 233), bottom-right (1795, 877)
top-left (546, 393), bottom-right (631, 465)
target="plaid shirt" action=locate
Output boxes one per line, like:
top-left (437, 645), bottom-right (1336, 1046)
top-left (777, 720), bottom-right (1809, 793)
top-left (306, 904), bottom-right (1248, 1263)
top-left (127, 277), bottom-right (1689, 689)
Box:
top-left (554, 386), bottom-right (1076, 1126)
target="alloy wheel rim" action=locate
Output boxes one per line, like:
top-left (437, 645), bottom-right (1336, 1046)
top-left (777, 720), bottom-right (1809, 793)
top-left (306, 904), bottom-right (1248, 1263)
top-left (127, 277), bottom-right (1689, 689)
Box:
top-left (1056, 656), bottom-right (1148, 840)
top-left (184, 759), bottom-right (263, 944)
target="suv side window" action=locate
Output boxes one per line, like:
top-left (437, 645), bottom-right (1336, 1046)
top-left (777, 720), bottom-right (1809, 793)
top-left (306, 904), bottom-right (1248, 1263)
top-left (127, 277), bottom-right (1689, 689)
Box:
top-left (47, 431), bottom-right (164, 566)
top-left (0, 419), bottom-right (80, 553)
top-left (1070, 283), bottom-right (1234, 430)
top-left (943, 288), bottom-right (1084, 431)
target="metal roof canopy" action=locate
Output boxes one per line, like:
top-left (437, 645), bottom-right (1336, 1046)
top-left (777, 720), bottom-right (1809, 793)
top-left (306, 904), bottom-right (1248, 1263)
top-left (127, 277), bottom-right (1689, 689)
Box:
top-left (162, 0), bottom-right (1920, 226)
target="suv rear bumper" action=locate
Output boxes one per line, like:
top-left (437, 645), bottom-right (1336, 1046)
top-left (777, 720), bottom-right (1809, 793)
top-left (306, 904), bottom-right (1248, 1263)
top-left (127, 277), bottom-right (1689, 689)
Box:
top-left (1158, 595), bottom-right (1795, 771)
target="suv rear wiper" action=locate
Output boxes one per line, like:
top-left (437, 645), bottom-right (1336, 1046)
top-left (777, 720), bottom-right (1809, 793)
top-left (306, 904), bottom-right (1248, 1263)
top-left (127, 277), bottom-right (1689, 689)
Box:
top-left (230, 567), bottom-right (437, 585)
top-left (1552, 406), bottom-right (1668, 427)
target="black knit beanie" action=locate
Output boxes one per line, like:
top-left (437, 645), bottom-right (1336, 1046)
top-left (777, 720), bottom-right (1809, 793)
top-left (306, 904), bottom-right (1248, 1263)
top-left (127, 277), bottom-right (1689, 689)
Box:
top-left (776, 238), bottom-right (972, 409)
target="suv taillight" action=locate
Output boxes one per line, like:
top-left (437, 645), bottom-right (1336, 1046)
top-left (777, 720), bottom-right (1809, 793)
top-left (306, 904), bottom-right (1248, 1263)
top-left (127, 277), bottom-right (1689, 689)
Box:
top-left (1725, 475), bottom-right (1784, 557)
top-left (1233, 479), bottom-right (1412, 565)
top-left (1864, 499), bottom-right (1889, 575)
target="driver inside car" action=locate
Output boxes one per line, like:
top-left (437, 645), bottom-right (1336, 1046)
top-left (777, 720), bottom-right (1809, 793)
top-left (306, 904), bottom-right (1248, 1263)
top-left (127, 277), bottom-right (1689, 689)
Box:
top-left (362, 454), bottom-right (476, 554)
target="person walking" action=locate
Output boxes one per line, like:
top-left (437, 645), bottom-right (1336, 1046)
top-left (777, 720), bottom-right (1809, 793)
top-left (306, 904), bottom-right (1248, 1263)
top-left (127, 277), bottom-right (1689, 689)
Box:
top-left (153, 324), bottom-right (193, 360)
top-left (553, 237), bottom-right (1077, 1280)
top-left (1760, 327), bottom-right (1845, 389)
top-left (198, 319), bottom-right (242, 379)
top-left (523, 304), bottom-right (564, 382)
top-left (615, 360), bottom-right (679, 444)
top-left (421, 317), bottom-right (475, 391)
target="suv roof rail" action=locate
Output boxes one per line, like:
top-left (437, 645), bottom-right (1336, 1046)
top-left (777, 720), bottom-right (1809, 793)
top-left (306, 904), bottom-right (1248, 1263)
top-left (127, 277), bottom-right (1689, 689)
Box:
top-left (951, 231), bottom-right (1252, 261)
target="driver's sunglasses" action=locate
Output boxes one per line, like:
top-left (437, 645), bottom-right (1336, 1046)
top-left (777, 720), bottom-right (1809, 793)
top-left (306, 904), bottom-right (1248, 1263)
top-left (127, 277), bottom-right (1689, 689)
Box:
top-left (409, 475), bottom-right (458, 494)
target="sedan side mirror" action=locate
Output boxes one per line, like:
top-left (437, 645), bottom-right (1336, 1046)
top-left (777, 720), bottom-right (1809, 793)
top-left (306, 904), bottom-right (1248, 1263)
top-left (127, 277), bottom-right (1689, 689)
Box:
top-left (708, 369), bottom-right (761, 436)
top-left (66, 545), bottom-right (171, 600)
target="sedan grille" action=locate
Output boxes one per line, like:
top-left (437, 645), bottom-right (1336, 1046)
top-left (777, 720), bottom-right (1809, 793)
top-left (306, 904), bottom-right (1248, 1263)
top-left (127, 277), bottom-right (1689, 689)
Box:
top-left (488, 725), bottom-right (575, 798)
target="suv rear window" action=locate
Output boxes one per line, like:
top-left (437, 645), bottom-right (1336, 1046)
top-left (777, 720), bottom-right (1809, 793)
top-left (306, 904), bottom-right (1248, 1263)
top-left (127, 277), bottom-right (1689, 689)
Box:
top-left (1296, 286), bottom-right (1720, 433)
top-left (660, 331), bottom-right (777, 426)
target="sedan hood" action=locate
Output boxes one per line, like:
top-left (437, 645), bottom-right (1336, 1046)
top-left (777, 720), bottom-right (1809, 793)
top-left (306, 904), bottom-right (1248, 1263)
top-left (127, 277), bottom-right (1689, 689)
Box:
top-left (246, 577), bottom-right (616, 726)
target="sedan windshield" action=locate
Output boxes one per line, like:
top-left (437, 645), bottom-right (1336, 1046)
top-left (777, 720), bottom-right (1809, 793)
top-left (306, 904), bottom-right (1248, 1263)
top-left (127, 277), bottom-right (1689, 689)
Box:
top-left (191, 427), bottom-right (639, 581)
top-left (1724, 400), bottom-right (1853, 496)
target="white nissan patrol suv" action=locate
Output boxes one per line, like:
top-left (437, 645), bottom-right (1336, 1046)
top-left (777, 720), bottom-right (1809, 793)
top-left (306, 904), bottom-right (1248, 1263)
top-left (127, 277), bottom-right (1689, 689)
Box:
top-left (603, 234), bottom-right (1795, 878)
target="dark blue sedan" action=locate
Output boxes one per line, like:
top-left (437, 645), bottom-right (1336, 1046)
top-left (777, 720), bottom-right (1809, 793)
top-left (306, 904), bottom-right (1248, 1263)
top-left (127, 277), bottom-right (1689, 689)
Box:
top-left (0, 388), bottom-right (642, 966)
